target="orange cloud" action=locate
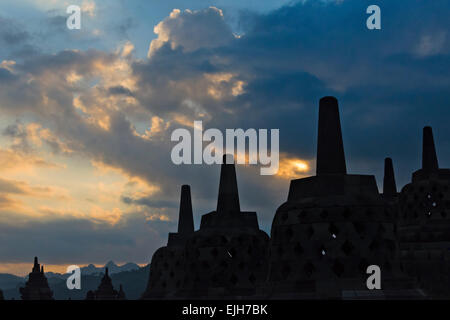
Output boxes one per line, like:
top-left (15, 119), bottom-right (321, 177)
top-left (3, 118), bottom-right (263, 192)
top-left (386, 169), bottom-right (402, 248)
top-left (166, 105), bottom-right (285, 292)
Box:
top-left (276, 155), bottom-right (312, 180)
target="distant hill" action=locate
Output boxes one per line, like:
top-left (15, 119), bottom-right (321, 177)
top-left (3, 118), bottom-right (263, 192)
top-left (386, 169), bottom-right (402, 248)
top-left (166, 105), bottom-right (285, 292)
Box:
top-left (0, 262), bottom-right (149, 300)
top-left (79, 261), bottom-right (140, 276)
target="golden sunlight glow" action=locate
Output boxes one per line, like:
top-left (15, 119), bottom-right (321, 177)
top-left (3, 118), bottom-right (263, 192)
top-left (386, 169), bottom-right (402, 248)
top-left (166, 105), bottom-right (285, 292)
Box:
top-left (276, 157), bottom-right (311, 179)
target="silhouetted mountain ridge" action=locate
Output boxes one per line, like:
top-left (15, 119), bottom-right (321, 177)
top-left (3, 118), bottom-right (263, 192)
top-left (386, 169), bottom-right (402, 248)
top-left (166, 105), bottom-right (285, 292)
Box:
top-left (0, 262), bottom-right (148, 300)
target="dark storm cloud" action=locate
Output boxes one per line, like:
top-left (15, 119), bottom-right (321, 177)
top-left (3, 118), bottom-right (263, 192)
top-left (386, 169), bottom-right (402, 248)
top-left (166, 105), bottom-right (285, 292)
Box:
top-left (0, 211), bottom-right (175, 264)
top-left (121, 196), bottom-right (178, 209)
top-left (132, 0), bottom-right (450, 189)
top-left (108, 85), bottom-right (134, 96)
top-left (0, 17), bottom-right (30, 45)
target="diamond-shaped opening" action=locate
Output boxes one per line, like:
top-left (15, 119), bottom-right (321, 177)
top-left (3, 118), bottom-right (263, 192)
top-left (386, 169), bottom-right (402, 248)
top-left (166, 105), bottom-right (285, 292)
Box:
top-left (298, 210), bottom-right (307, 220)
top-left (304, 262), bottom-right (315, 277)
top-left (387, 240), bottom-right (396, 253)
top-left (353, 221), bottom-right (365, 236)
top-left (369, 240), bottom-right (379, 252)
top-left (282, 264), bottom-right (291, 279)
top-left (329, 223), bottom-right (339, 239)
top-left (278, 246), bottom-right (284, 257)
top-left (294, 242), bottom-right (304, 256)
top-left (319, 245), bottom-right (326, 257)
top-left (286, 227), bottom-right (293, 240)
top-left (332, 260), bottom-right (345, 277)
top-left (341, 240), bottom-right (354, 255)
top-left (170, 271), bottom-right (174, 278)
top-left (230, 274), bottom-right (238, 285)
top-left (342, 208), bottom-right (352, 218)
top-left (307, 226), bottom-right (314, 239)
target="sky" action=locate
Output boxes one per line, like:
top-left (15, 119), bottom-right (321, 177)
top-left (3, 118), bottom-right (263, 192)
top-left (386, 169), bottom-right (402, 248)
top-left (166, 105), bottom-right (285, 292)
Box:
top-left (0, 0), bottom-right (449, 276)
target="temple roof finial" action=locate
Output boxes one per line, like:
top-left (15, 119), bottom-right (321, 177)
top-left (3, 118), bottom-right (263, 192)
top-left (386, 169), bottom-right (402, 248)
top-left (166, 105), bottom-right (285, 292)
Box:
top-left (217, 154), bottom-right (240, 215)
top-left (383, 157), bottom-right (397, 197)
top-left (178, 185), bottom-right (194, 235)
top-left (316, 96), bottom-right (347, 175)
top-left (422, 126), bottom-right (439, 171)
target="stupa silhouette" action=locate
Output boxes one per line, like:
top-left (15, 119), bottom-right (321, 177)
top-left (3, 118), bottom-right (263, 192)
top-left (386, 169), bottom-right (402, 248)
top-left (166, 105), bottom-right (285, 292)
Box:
top-left (19, 257), bottom-right (53, 300)
top-left (399, 126), bottom-right (450, 298)
top-left (264, 97), bottom-right (422, 298)
top-left (141, 185), bottom-right (195, 299)
top-left (142, 155), bottom-right (269, 299)
top-left (86, 268), bottom-right (126, 300)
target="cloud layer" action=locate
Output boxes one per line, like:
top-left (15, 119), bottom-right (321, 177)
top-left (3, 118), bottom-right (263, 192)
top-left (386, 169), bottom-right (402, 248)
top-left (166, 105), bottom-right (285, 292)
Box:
top-left (0, 0), bottom-right (449, 271)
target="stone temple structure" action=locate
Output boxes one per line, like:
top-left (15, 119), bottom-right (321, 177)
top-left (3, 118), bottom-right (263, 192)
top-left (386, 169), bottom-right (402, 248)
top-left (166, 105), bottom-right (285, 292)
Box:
top-left (143, 156), bottom-right (269, 299)
top-left (86, 268), bottom-right (126, 300)
top-left (265, 96), bottom-right (421, 299)
top-left (20, 257), bottom-right (53, 300)
top-left (179, 155), bottom-right (269, 298)
top-left (142, 185), bottom-right (195, 299)
top-left (399, 126), bottom-right (450, 298)
top-left (140, 96), bottom-right (450, 300)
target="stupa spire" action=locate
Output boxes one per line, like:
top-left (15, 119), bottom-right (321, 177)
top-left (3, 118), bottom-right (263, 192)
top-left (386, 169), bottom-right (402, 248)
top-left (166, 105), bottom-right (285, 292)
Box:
top-left (316, 96), bottom-right (347, 175)
top-left (217, 154), bottom-right (240, 215)
top-left (383, 157), bottom-right (397, 196)
top-left (177, 185), bottom-right (194, 235)
top-left (422, 126), bottom-right (439, 171)
top-left (32, 257), bottom-right (40, 273)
